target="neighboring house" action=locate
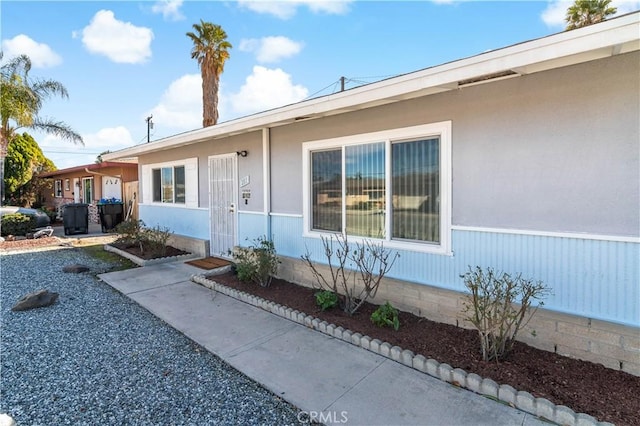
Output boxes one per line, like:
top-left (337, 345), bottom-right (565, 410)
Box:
top-left (38, 162), bottom-right (138, 223)
top-left (104, 14), bottom-right (640, 375)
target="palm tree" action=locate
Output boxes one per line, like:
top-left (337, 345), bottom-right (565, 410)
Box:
top-left (186, 20), bottom-right (232, 127)
top-left (565, 0), bottom-right (617, 30)
top-left (1, 53), bottom-right (83, 201)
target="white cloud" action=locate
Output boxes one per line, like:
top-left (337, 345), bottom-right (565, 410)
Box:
top-left (229, 66), bottom-right (308, 115)
top-left (1, 35), bottom-right (62, 68)
top-left (80, 10), bottom-right (153, 64)
top-left (149, 74), bottom-right (202, 131)
top-left (541, 0), bottom-right (640, 28)
top-left (39, 126), bottom-right (134, 169)
top-left (239, 36), bottom-right (303, 63)
top-left (151, 0), bottom-right (185, 21)
top-left (237, 0), bottom-right (352, 19)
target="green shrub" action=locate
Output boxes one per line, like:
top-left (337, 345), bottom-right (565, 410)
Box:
top-left (370, 301), bottom-right (400, 331)
top-left (113, 220), bottom-right (172, 257)
top-left (232, 236), bottom-right (279, 287)
top-left (315, 290), bottom-right (338, 311)
top-left (114, 219), bottom-right (145, 245)
top-left (461, 266), bottom-right (549, 362)
top-left (39, 207), bottom-right (57, 223)
top-left (1, 213), bottom-right (36, 236)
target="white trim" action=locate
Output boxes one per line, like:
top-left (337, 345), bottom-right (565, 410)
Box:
top-left (238, 210), bottom-right (266, 216)
top-left (302, 122), bottom-right (452, 256)
top-left (452, 225), bottom-right (640, 243)
top-left (269, 212), bottom-right (303, 218)
top-left (141, 157), bottom-right (198, 208)
top-left (139, 202), bottom-right (206, 210)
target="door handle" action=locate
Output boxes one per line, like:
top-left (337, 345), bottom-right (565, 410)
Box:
top-left (229, 203), bottom-right (236, 213)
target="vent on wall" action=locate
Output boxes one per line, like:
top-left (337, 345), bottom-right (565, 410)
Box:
top-left (458, 70), bottom-right (520, 87)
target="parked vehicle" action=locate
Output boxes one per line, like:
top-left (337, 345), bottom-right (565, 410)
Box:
top-left (0, 206), bottom-right (51, 228)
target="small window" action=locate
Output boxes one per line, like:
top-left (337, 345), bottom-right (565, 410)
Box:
top-left (64, 179), bottom-right (70, 191)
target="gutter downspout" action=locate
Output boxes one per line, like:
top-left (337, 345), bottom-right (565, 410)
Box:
top-left (262, 128), bottom-right (272, 240)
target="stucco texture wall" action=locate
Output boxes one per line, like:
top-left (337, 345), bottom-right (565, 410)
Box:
top-left (268, 52), bottom-right (639, 237)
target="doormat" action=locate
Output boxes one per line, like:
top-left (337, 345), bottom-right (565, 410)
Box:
top-left (185, 257), bottom-right (232, 270)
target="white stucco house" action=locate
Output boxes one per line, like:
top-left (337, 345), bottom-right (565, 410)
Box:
top-left (105, 13), bottom-right (640, 375)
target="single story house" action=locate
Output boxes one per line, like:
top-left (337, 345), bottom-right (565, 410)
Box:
top-left (104, 14), bottom-right (640, 374)
top-left (39, 161), bottom-right (138, 222)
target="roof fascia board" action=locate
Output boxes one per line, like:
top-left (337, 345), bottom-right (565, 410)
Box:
top-left (104, 13), bottom-right (639, 161)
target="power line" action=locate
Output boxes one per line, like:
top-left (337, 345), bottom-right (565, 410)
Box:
top-left (41, 149), bottom-right (102, 155)
top-left (305, 73), bottom-right (402, 100)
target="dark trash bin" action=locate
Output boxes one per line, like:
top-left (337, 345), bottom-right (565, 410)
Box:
top-left (98, 203), bottom-right (124, 233)
top-left (62, 203), bottom-right (89, 235)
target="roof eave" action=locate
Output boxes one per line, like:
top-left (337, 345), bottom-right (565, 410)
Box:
top-left (103, 12), bottom-right (640, 162)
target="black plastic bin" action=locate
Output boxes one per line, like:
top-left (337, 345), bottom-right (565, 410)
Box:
top-left (98, 203), bottom-right (124, 233)
top-left (62, 203), bottom-right (89, 235)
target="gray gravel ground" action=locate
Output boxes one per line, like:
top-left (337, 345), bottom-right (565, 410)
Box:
top-left (1, 246), bottom-right (303, 425)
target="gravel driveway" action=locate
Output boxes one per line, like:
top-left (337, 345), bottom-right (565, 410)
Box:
top-left (1, 246), bottom-right (302, 425)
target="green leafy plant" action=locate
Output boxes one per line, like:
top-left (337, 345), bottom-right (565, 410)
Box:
top-left (371, 301), bottom-right (400, 331)
top-left (1, 213), bottom-right (36, 236)
top-left (302, 234), bottom-right (399, 316)
top-left (461, 266), bottom-right (550, 362)
top-left (114, 219), bottom-right (145, 244)
top-left (232, 236), bottom-right (279, 287)
top-left (141, 225), bottom-right (172, 258)
top-left (315, 290), bottom-right (338, 311)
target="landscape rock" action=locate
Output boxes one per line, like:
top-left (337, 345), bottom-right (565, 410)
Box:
top-left (12, 289), bottom-right (59, 312)
top-left (62, 264), bottom-right (90, 273)
top-left (0, 413), bottom-right (16, 426)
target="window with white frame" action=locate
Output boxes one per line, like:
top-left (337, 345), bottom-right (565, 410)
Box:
top-left (152, 166), bottom-right (185, 203)
top-left (141, 158), bottom-right (197, 208)
top-left (64, 179), bottom-right (70, 191)
top-left (82, 177), bottom-right (94, 203)
top-left (54, 180), bottom-right (63, 198)
top-left (304, 122), bottom-right (451, 253)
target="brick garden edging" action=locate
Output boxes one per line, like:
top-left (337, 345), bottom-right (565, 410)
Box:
top-left (191, 274), bottom-right (613, 426)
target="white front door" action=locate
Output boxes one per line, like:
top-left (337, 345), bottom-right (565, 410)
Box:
top-left (209, 154), bottom-right (238, 257)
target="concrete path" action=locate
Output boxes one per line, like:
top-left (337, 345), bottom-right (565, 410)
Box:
top-left (99, 262), bottom-right (548, 426)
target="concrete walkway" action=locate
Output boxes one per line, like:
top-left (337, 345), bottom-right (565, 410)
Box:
top-left (99, 261), bottom-right (548, 426)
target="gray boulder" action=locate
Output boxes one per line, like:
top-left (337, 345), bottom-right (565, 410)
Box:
top-left (12, 289), bottom-right (59, 312)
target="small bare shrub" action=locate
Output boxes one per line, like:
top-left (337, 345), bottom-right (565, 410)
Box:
top-left (461, 266), bottom-right (550, 362)
top-left (302, 234), bottom-right (399, 316)
top-left (114, 219), bottom-right (171, 257)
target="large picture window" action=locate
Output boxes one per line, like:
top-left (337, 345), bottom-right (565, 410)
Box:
top-left (152, 166), bottom-right (185, 204)
top-left (304, 122), bottom-right (451, 253)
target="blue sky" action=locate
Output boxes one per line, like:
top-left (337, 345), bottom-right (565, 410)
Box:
top-left (2, 0), bottom-right (638, 169)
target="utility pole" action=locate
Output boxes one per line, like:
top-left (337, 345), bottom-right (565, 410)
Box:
top-left (146, 115), bottom-right (153, 143)
top-left (340, 76), bottom-right (345, 92)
